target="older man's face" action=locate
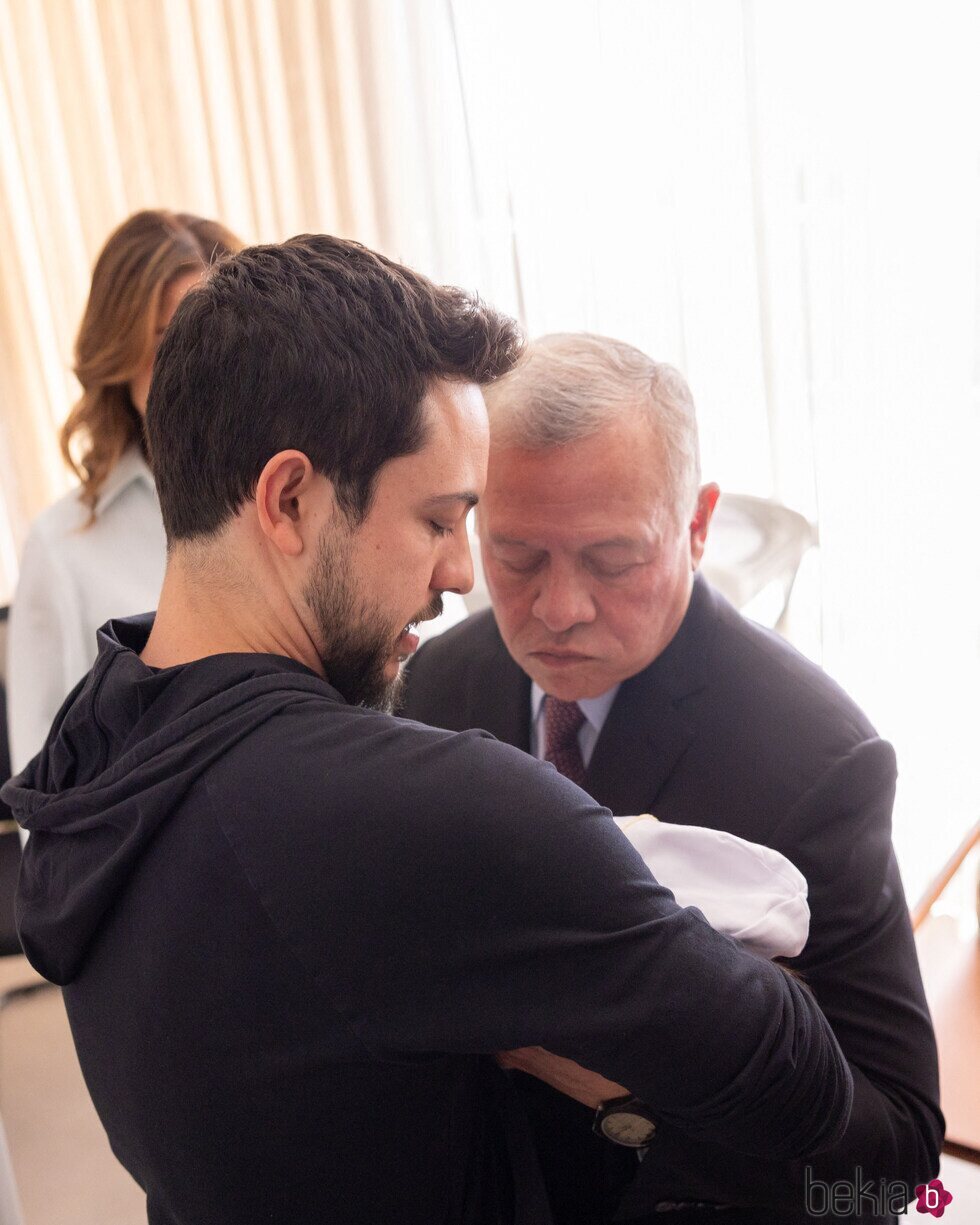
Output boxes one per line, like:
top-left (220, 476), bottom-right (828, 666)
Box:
top-left (479, 413), bottom-right (717, 700)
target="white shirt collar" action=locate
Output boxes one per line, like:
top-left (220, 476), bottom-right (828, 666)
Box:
top-left (95, 445), bottom-right (156, 516)
top-left (531, 681), bottom-right (621, 738)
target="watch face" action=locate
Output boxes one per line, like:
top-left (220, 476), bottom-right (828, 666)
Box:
top-left (599, 1110), bottom-right (657, 1147)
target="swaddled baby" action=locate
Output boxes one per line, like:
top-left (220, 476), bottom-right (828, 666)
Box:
top-left (613, 814), bottom-right (808, 958)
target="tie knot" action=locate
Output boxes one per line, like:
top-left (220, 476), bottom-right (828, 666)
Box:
top-left (545, 696), bottom-right (585, 745)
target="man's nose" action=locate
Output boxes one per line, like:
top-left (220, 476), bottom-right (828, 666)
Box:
top-left (531, 566), bottom-right (595, 634)
top-left (435, 528), bottom-right (475, 596)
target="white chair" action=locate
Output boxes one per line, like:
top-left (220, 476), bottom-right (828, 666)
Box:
top-left (700, 493), bottom-right (816, 630)
top-left (0, 608), bottom-right (33, 1224)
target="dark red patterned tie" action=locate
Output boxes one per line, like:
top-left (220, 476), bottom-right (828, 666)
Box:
top-left (544, 696), bottom-right (587, 788)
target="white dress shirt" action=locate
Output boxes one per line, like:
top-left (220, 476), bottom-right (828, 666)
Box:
top-left (6, 447), bottom-right (166, 774)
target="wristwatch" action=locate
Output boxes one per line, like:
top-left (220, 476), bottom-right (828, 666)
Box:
top-left (593, 1093), bottom-right (657, 1147)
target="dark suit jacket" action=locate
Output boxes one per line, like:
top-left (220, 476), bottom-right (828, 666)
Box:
top-left (401, 576), bottom-right (943, 1225)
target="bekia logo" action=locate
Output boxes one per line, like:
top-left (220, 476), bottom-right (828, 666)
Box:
top-left (804, 1168), bottom-right (955, 1217)
top-left (915, 1179), bottom-right (953, 1217)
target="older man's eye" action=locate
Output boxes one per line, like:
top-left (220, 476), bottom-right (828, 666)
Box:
top-left (429, 521), bottom-right (454, 538)
top-left (498, 554), bottom-right (541, 575)
top-left (589, 560), bottom-right (636, 579)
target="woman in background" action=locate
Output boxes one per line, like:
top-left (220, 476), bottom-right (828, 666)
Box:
top-left (6, 210), bottom-right (243, 773)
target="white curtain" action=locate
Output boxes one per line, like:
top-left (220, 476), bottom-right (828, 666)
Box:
top-left (0, 0), bottom-right (399, 596)
top-left (2, 0), bottom-right (977, 898)
top-left (388, 0), bottom-right (980, 900)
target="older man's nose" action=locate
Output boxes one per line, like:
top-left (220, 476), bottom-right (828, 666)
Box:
top-left (531, 569), bottom-right (595, 633)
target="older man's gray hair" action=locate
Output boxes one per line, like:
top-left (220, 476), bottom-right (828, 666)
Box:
top-left (483, 333), bottom-right (702, 524)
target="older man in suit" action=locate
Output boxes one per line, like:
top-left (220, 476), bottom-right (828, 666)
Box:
top-left (401, 334), bottom-right (942, 1225)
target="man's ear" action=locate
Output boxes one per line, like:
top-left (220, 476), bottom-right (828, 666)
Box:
top-left (254, 451), bottom-right (330, 558)
top-left (689, 483), bottom-right (720, 569)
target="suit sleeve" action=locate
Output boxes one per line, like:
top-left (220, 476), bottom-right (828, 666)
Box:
top-left (778, 738), bottom-right (943, 1188)
top-left (290, 728), bottom-right (854, 1164)
top-left (399, 636), bottom-right (474, 732)
top-left (616, 737), bottom-right (943, 1215)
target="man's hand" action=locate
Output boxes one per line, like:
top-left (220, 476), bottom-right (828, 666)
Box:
top-left (495, 1047), bottom-right (629, 1109)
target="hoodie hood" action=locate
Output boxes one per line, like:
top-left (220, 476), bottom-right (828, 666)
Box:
top-left (2, 616), bottom-right (340, 985)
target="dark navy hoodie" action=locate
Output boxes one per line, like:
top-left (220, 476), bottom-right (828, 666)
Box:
top-left (3, 617), bottom-right (852, 1224)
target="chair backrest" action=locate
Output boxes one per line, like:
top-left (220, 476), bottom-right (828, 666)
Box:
top-left (0, 607), bottom-right (23, 956)
top-left (700, 493), bottom-right (817, 619)
top-left (911, 821), bottom-right (980, 931)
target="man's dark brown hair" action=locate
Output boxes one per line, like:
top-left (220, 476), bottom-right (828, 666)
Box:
top-left (146, 234), bottom-right (523, 542)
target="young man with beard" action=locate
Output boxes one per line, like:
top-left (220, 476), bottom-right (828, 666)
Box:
top-left (5, 240), bottom-right (853, 1225)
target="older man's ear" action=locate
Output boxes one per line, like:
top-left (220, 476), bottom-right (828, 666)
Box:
top-left (689, 482), bottom-right (720, 568)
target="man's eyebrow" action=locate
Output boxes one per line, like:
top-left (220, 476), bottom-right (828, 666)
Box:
top-left (584, 536), bottom-right (646, 550)
top-left (424, 492), bottom-right (480, 510)
top-left (489, 535), bottom-right (652, 550)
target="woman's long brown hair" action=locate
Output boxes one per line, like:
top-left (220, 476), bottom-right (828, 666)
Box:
top-left (60, 209), bottom-right (243, 519)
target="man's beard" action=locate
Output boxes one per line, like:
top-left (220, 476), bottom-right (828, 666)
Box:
top-left (303, 525), bottom-right (442, 712)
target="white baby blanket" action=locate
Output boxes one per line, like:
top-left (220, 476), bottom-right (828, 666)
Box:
top-left (613, 816), bottom-right (809, 959)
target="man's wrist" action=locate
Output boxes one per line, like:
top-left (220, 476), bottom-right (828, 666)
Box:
top-left (593, 1093), bottom-right (658, 1147)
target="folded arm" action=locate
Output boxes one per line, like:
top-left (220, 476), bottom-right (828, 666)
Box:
top-left (616, 738), bottom-right (942, 1215)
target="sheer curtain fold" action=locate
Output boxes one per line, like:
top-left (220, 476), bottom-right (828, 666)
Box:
top-left (403, 0), bottom-right (980, 898)
top-left (0, 0), bottom-right (381, 603)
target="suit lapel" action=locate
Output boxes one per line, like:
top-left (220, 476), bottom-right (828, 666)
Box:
top-left (464, 617), bottom-right (532, 752)
top-left (585, 678), bottom-right (694, 815)
top-left (584, 575), bottom-right (716, 816)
